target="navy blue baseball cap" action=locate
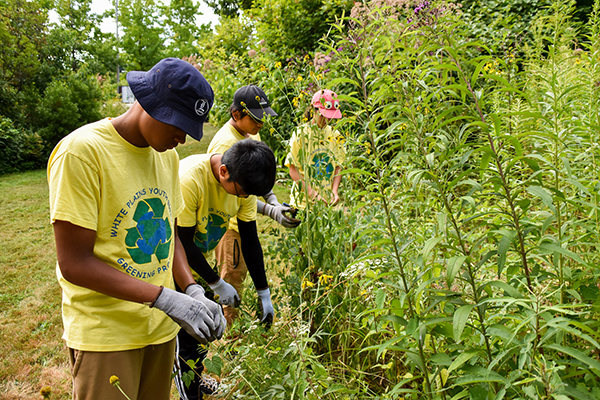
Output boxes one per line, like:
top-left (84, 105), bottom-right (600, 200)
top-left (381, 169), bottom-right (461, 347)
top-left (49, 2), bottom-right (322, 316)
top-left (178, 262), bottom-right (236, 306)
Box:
top-left (127, 58), bottom-right (214, 141)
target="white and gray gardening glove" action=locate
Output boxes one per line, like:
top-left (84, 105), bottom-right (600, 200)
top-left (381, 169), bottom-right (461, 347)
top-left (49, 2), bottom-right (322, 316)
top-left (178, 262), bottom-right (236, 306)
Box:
top-left (262, 191), bottom-right (282, 207)
top-left (152, 287), bottom-right (217, 344)
top-left (185, 283), bottom-right (226, 339)
top-left (208, 278), bottom-right (241, 307)
top-left (257, 200), bottom-right (301, 228)
top-left (257, 287), bottom-right (274, 328)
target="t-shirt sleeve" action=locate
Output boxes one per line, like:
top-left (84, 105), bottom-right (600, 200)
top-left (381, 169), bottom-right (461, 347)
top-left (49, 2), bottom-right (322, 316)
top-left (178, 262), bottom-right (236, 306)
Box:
top-left (285, 130), bottom-right (301, 168)
top-left (237, 195), bottom-right (257, 222)
top-left (178, 169), bottom-right (202, 228)
top-left (48, 152), bottom-right (101, 231)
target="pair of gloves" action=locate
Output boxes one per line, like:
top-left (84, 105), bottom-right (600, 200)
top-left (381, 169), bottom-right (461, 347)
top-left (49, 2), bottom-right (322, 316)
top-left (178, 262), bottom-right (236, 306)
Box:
top-left (208, 278), bottom-right (274, 327)
top-left (259, 192), bottom-right (301, 229)
top-left (152, 284), bottom-right (226, 344)
top-left (152, 281), bottom-right (274, 343)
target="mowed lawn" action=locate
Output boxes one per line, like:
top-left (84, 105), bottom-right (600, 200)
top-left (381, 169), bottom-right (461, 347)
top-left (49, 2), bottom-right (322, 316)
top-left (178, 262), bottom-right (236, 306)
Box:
top-left (0, 124), bottom-right (219, 399)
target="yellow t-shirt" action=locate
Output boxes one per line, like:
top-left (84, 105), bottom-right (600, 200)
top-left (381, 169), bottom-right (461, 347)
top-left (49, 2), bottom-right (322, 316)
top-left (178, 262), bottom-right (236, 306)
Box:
top-left (178, 154), bottom-right (257, 262)
top-left (284, 124), bottom-right (346, 207)
top-left (207, 123), bottom-right (261, 232)
top-left (47, 118), bottom-right (184, 352)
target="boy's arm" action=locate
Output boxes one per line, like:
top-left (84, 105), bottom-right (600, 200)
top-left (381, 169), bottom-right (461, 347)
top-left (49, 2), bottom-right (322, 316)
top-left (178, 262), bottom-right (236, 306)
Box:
top-left (238, 219), bottom-right (273, 326)
top-left (177, 225), bottom-right (220, 284)
top-left (237, 219), bottom-right (267, 289)
top-left (172, 221), bottom-right (201, 290)
top-left (53, 220), bottom-right (162, 303)
top-left (289, 164), bottom-right (327, 204)
top-left (178, 225), bottom-right (240, 306)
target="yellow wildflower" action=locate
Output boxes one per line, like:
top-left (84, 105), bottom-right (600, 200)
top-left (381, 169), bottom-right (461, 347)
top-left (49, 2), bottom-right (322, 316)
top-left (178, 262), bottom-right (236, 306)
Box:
top-left (293, 97), bottom-right (299, 107)
top-left (304, 54), bottom-right (310, 62)
top-left (270, 128), bottom-right (275, 134)
top-left (261, 65), bottom-right (267, 72)
top-left (40, 386), bottom-right (52, 399)
top-left (301, 279), bottom-right (315, 289)
top-left (110, 375), bottom-right (120, 386)
top-left (275, 61), bottom-right (281, 68)
top-left (399, 123), bottom-right (407, 131)
top-left (319, 274), bottom-right (334, 285)
top-left (297, 75), bottom-right (303, 81)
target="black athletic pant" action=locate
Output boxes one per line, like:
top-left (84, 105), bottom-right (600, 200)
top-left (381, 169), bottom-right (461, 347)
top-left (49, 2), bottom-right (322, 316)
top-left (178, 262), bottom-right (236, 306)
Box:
top-left (173, 327), bottom-right (208, 400)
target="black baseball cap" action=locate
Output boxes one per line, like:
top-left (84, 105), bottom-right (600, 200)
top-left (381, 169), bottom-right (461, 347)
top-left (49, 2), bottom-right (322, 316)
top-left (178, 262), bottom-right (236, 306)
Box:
top-left (233, 85), bottom-right (278, 121)
top-left (127, 58), bottom-right (214, 141)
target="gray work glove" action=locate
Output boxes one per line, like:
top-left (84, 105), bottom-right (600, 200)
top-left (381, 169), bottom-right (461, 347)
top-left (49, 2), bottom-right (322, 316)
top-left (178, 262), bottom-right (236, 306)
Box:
top-left (257, 287), bottom-right (274, 329)
top-left (262, 191), bottom-right (282, 207)
top-left (258, 200), bottom-right (301, 228)
top-left (185, 283), bottom-right (226, 339)
top-left (153, 287), bottom-right (218, 344)
top-left (208, 278), bottom-right (241, 307)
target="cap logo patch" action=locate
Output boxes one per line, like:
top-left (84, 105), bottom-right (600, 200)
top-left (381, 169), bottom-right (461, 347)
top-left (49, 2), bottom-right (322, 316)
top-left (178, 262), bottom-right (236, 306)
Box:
top-left (195, 99), bottom-right (209, 116)
top-left (259, 97), bottom-right (268, 106)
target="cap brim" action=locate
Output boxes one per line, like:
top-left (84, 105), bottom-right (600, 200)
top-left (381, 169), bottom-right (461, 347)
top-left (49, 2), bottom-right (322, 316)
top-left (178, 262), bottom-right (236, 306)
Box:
top-left (318, 108), bottom-right (342, 119)
top-left (248, 107), bottom-right (278, 121)
top-left (127, 71), bottom-right (206, 141)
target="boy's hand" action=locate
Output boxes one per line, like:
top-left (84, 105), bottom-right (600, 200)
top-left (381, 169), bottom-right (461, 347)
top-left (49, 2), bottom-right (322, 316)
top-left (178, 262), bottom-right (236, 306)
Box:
top-left (331, 193), bottom-right (340, 206)
top-left (262, 191), bottom-right (282, 207)
top-left (185, 283), bottom-right (226, 339)
top-left (257, 288), bottom-right (274, 329)
top-left (152, 287), bottom-right (220, 344)
top-left (264, 203), bottom-right (301, 228)
top-left (208, 278), bottom-right (241, 307)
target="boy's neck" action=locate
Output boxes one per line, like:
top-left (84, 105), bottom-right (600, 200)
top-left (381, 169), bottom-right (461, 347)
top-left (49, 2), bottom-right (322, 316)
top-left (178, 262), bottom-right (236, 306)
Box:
top-left (111, 103), bottom-right (145, 147)
top-left (228, 118), bottom-right (251, 138)
top-left (210, 154), bottom-right (224, 184)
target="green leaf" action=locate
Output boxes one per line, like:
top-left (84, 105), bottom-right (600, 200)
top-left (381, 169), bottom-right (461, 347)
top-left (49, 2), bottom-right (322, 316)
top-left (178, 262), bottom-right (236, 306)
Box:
top-left (539, 242), bottom-right (585, 265)
top-left (448, 349), bottom-right (481, 374)
top-left (497, 231), bottom-right (516, 277)
top-left (453, 304), bottom-right (474, 343)
top-left (422, 236), bottom-right (443, 260)
top-left (447, 255), bottom-right (467, 286)
top-left (545, 344), bottom-right (600, 377)
top-left (526, 186), bottom-right (556, 213)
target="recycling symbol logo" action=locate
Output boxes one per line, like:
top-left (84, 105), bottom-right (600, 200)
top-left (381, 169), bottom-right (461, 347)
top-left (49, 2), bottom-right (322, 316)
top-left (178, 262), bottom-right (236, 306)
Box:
top-left (125, 198), bottom-right (172, 264)
top-left (194, 213), bottom-right (228, 253)
top-left (311, 152), bottom-right (333, 180)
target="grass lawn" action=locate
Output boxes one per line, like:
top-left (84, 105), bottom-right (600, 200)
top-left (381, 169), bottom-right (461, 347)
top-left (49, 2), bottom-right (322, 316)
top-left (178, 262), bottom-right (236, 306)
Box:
top-left (0, 122), bottom-right (291, 399)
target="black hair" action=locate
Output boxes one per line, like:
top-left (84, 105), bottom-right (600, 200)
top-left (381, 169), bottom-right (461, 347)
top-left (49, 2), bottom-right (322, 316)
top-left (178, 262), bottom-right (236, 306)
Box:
top-left (228, 103), bottom-right (246, 120)
top-left (221, 139), bottom-right (276, 197)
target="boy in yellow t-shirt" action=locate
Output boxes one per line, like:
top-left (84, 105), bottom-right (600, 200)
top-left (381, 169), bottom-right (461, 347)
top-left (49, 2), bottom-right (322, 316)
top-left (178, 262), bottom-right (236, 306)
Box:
top-left (47, 58), bottom-right (225, 400)
top-left (174, 139), bottom-right (276, 400)
top-left (286, 89), bottom-right (346, 208)
top-left (207, 85), bottom-right (300, 325)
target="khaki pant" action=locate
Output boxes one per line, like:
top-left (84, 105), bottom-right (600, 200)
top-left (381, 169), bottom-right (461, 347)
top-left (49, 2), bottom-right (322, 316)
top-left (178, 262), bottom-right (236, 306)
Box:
top-left (68, 338), bottom-right (176, 400)
top-left (215, 229), bottom-right (247, 325)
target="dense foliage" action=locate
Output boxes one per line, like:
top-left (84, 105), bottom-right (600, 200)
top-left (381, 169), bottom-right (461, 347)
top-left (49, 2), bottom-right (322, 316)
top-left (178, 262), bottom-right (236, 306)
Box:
top-left (192, 0), bottom-right (600, 398)
top-left (2, 0), bottom-right (600, 398)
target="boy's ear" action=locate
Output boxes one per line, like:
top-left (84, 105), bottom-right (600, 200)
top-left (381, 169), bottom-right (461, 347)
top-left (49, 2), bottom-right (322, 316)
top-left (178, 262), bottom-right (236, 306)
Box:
top-left (219, 164), bottom-right (231, 181)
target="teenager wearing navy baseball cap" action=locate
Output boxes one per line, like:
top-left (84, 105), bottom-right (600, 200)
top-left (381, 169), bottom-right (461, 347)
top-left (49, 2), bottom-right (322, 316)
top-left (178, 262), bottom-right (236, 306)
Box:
top-left (47, 58), bottom-right (224, 400)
